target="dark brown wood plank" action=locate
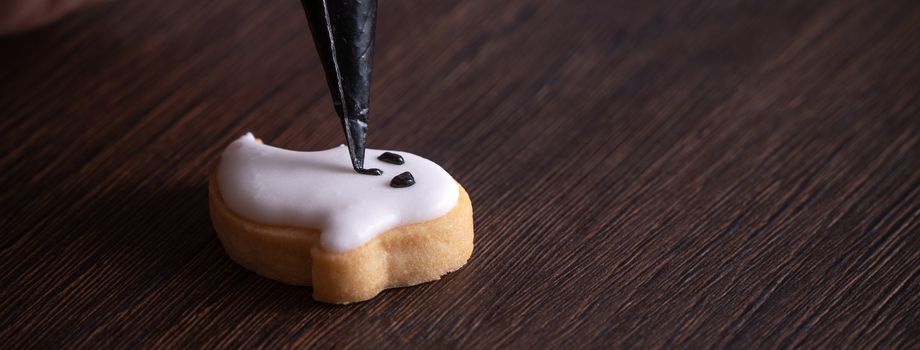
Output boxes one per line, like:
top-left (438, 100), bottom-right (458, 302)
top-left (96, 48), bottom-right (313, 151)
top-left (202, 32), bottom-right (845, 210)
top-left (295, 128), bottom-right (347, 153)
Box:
top-left (1, 0), bottom-right (918, 348)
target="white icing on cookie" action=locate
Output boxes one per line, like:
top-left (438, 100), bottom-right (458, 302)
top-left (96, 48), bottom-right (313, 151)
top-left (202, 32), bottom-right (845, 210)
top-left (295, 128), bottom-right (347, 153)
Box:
top-left (217, 133), bottom-right (460, 253)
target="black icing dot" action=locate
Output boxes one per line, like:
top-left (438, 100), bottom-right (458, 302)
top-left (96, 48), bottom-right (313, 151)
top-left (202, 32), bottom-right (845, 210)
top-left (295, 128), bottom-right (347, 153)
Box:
top-left (356, 168), bottom-right (383, 176)
top-left (377, 152), bottom-right (405, 165)
top-left (390, 171), bottom-right (415, 188)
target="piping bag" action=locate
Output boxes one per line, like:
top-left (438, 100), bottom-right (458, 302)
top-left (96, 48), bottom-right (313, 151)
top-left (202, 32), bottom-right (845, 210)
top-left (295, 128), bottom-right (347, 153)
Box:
top-left (301, 0), bottom-right (382, 175)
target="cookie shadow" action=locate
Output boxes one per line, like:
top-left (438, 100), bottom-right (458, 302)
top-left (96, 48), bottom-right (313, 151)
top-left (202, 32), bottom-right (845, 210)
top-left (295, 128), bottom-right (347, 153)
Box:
top-left (69, 183), bottom-right (335, 313)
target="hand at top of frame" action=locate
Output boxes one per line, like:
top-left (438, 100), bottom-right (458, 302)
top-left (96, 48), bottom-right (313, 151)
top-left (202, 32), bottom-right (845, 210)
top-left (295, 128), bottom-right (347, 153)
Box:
top-left (0, 0), bottom-right (107, 35)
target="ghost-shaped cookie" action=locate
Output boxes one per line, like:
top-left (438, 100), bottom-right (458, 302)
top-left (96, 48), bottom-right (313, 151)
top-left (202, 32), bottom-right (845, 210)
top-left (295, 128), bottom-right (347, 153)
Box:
top-left (209, 133), bottom-right (474, 304)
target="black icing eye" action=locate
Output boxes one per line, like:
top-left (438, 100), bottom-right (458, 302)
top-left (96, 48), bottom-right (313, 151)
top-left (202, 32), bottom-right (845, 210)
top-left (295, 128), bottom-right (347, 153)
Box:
top-left (378, 152), bottom-right (405, 165)
top-left (390, 171), bottom-right (415, 188)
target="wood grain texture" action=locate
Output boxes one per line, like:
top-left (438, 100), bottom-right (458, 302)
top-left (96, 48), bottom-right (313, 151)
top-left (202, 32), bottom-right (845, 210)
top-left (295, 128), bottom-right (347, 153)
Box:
top-left (1, 0), bottom-right (918, 348)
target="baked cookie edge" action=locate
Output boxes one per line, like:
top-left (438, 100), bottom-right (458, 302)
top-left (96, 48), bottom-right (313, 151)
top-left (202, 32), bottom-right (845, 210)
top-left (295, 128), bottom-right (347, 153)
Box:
top-left (207, 170), bottom-right (474, 304)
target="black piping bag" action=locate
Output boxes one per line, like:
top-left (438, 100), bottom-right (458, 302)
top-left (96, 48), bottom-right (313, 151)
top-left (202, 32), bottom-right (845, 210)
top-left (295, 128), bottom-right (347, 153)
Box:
top-left (301, 0), bottom-right (381, 175)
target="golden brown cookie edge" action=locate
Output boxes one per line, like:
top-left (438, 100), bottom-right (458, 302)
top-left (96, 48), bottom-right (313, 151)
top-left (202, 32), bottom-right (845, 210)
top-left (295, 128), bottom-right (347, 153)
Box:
top-left (207, 170), bottom-right (474, 304)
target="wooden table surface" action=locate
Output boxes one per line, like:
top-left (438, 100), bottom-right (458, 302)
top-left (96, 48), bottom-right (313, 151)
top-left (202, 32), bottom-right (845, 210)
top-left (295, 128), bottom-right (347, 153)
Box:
top-left (2, 0), bottom-right (918, 348)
